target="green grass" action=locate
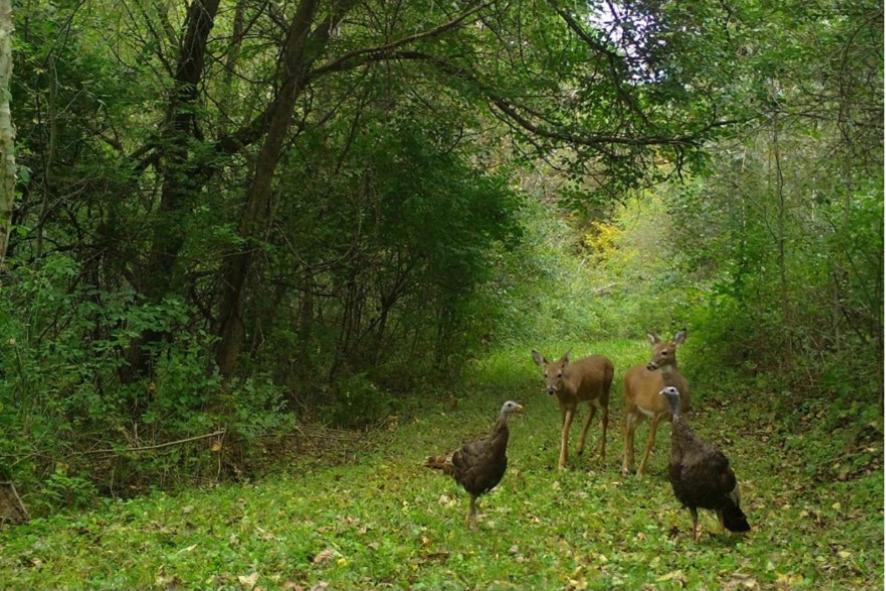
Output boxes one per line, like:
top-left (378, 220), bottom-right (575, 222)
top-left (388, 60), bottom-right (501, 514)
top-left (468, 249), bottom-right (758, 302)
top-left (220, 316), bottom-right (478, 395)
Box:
top-left (0, 341), bottom-right (882, 590)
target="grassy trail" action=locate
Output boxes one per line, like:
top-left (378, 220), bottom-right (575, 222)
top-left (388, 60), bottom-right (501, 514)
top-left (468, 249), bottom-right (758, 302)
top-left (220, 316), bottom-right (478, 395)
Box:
top-left (0, 342), bottom-right (882, 590)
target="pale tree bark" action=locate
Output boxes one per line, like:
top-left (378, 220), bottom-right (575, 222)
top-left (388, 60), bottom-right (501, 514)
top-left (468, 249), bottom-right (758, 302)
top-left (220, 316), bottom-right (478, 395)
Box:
top-left (0, 0), bottom-right (14, 273)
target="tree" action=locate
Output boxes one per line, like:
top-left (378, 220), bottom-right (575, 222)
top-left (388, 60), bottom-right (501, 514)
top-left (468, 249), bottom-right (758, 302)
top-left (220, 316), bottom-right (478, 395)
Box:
top-left (0, 0), bottom-right (13, 271)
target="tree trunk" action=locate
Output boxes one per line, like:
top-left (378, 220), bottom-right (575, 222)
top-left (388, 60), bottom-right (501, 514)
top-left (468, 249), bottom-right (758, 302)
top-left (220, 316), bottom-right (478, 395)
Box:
top-left (142, 0), bottom-right (221, 302)
top-left (219, 0), bottom-right (246, 134)
top-left (215, 0), bottom-right (324, 377)
top-left (0, 0), bottom-right (14, 273)
top-left (0, 481), bottom-right (28, 525)
top-left (771, 121), bottom-right (792, 365)
top-left (122, 0), bottom-right (221, 382)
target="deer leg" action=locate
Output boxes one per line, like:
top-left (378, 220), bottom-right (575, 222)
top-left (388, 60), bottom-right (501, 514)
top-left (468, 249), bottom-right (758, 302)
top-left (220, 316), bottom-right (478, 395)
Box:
top-left (690, 507), bottom-right (699, 540)
top-left (559, 408), bottom-right (575, 471)
top-left (576, 404), bottom-right (596, 456)
top-left (599, 402), bottom-right (609, 461)
top-left (622, 410), bottom-right (638, 475)
top-left (637, 413), bottom-right (662, 476)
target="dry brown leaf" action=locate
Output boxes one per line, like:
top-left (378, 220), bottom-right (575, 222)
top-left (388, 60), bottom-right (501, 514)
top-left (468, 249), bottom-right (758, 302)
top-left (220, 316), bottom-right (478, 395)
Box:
top-left (657, 569), bottom-right (685, 583)
top-left (312, 549), bottom-right (338, 564)
top-left (237, 571), bottom-right (260, 590)
top-left (722, 573), bottom-right (759, 591)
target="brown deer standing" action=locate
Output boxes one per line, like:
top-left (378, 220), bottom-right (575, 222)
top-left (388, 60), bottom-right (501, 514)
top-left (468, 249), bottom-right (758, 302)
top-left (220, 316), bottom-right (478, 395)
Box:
top-left (531, 350), bottom-right (614, 471)
top-left (622, 329), bottom-right (690, 476)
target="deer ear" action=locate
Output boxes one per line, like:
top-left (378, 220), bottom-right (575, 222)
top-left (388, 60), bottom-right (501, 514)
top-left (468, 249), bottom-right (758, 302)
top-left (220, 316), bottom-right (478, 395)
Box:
top-left (674, 329), bottom-right (687, 345)
top-left (531, 350), bottom-right (546, 367)
top-left (562, 350), bottom-right (572, 364)
top-left (648, 334), bottom-right (660, 344)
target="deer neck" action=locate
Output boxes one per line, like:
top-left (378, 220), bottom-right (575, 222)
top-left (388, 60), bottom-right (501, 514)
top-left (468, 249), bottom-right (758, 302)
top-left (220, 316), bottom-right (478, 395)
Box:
top-left (658, 363), bottom-right (680, 386)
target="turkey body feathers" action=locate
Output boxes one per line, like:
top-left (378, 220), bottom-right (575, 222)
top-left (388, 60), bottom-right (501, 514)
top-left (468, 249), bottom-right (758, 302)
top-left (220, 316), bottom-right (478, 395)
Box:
top-left (423, 424), bottom-right (509, 497)
top-left (451, 424), bottom-right (509, 497)
top-left (668, 431), bottom-right (750, 532)
top-left (424, 400), bottom-right (522, 522)
top-left (662, 387), bottom-right (750, 539)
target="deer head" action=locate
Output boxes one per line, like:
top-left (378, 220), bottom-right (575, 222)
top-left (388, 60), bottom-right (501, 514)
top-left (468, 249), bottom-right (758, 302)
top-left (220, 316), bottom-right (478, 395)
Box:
top-left (532, 349), bottom-right (571, 396)
top-left (646, 329), bottom-right (687, 371)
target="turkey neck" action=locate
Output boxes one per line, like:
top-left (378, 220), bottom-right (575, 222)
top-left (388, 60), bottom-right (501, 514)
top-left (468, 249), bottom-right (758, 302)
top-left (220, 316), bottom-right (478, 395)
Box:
top-left (491, 414), bottom-right (511, 445)
top-left (495, 416), bottom-right (511, 437)
top-left (665, 396), bottom-right (695, 453)
top-left (497, 406), bottom-right (516, 429)
top-left (670, 414), bottom-right (696, 455)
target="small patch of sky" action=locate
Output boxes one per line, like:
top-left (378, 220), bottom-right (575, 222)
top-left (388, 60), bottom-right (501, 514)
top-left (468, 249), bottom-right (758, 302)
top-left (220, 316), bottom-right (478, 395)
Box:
top-left (585, 0), bottom-right (670, 84)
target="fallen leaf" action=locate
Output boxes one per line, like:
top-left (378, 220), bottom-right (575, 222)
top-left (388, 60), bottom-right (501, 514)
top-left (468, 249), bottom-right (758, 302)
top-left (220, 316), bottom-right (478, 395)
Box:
top-left (722, 573), bottom-right (758, 591)
top-left (238, 572), bottom-right (260, 590)
top-left (657, 570), bottom-right (685, 583)
top-left (313, 549), bottom-right (338, 564)
top-left (776, 573), bottom-right (804, 585)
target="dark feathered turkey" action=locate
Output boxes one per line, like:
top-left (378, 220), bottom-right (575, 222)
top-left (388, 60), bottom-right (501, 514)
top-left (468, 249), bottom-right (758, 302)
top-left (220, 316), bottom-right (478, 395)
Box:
top-left (425, 400), bottom-right (523, 524)
top-left (660, 386), bottom-right (750, 540)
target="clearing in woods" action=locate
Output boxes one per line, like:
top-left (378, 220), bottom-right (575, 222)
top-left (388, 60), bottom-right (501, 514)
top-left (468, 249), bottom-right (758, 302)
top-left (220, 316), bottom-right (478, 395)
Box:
top-left (0, 343), bottom-right (882, 590)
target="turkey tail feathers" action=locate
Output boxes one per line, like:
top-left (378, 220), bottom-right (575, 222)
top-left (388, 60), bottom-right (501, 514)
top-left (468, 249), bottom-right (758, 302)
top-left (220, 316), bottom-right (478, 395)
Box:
top-left (424, 455), bottom-right (453, 472)
top-left (722, 503), bottom-right (751, 533)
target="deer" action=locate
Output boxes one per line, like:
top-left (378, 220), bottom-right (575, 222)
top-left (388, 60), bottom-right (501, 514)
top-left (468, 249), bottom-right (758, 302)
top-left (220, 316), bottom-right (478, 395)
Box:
top-left (622, 329), bottom-right (690, 477)
top-left (531, 349), bottom-right (614, 471)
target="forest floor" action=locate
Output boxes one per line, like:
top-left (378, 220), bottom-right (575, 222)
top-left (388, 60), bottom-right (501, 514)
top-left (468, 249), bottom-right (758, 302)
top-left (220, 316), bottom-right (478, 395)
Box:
top-left (0, 342), bottom-right (883, 590)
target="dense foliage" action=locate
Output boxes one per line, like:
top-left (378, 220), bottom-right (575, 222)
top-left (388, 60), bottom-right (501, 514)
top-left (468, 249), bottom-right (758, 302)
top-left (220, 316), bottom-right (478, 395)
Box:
top-left (0, 0), bottom-right (881, 520)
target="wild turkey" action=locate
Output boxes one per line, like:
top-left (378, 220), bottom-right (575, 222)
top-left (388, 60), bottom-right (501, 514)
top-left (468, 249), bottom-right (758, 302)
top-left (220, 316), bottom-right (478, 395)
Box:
top-left (424, 400), bottom-right (523, 524)
top-left (660, 386), bottom-right (750, 540)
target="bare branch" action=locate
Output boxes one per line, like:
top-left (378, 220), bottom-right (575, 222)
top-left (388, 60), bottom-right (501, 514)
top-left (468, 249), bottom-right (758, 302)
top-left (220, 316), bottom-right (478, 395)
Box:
top-left (310, 0), bottom-right (498, 79)
top-left (76, 429), bottom-right (227, 456)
